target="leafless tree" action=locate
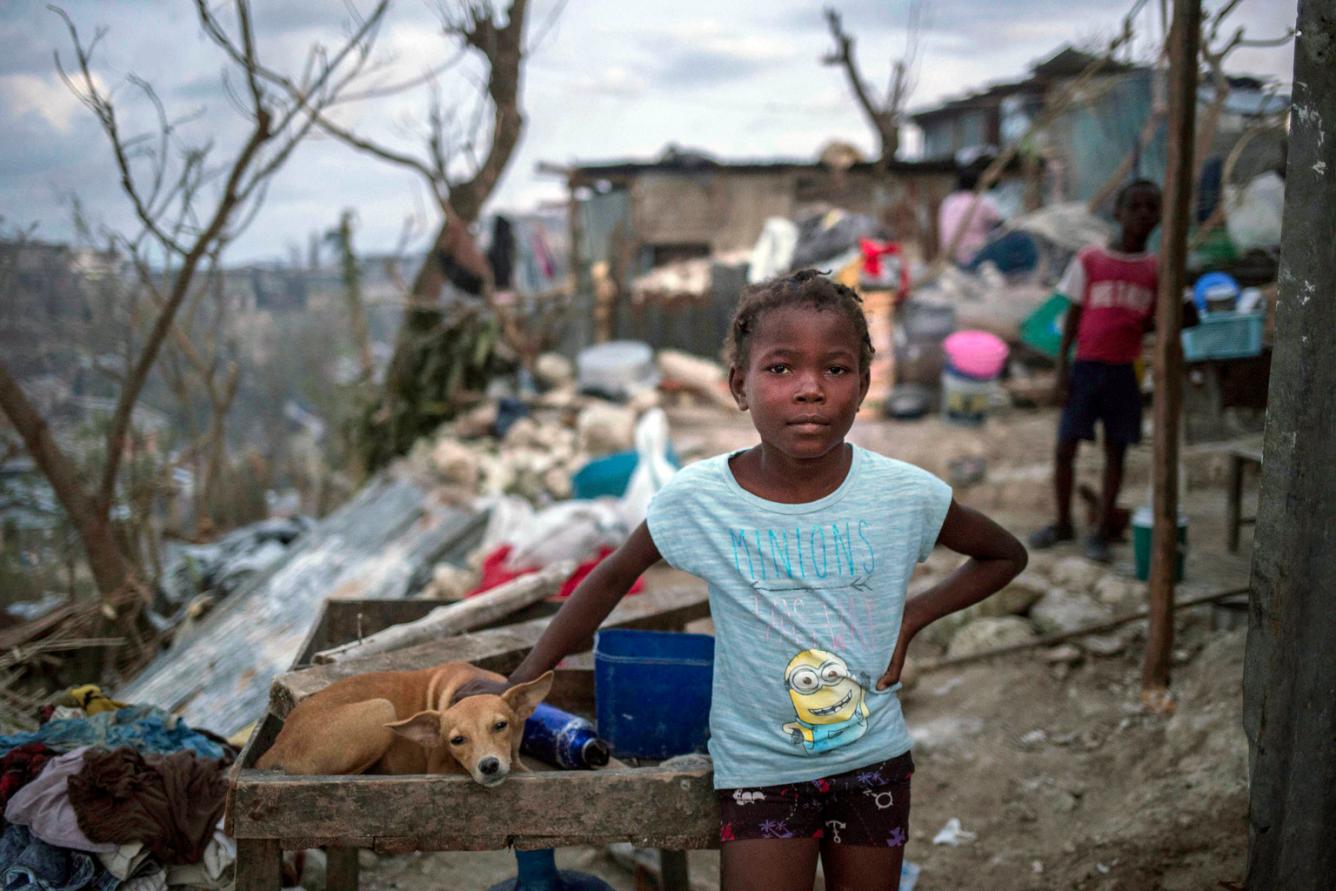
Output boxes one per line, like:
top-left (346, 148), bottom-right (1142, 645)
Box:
top-left (1193, 0), bottom-right (1294, 187)
top-left (1087, 0), bottom-right (1294, 213)
top-left (229, 0), bottom-right (555, 468)
top-left (823, 3), bottom-right (923, 167)
top-left (155, 256), bottom-right (242, 538)
top-left (325, 211), bottom-right (376, 383)
top-left (0, 1), bottom-right (391, 604)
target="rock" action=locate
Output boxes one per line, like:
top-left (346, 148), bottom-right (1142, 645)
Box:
top-left (430, 438), bottom-right (480, 489)
top-left (478, 452), bottom-right (514, 494)
top-left (1017, 728), bottom-right (1048, 749)
top-left (920, 573), bottom-right (1046, 649)
top-left (576, 403), bottom-right (636, 455)
top-left (534, 352), bottom-right (574, 388)
top-left (978, 570), bottom-right (1047, 617)
top-left (1042, 643), bottom-right (1083, 664)
top-left (454, 401), bottom-right (498, 439)
top-left (542, 466), bottom-right (572, 500)
top-left (1030, 588), bottom-right (1111, 635)
top-left (910, 716), bottom-right (985, 755)
top-left (1094, 575), bottom-right (1146, 612)
top-left (946, 616), bottom-right (1037, 659)
top-left (500, 416), bottom-right (536, 447)
top-left (919, 609), bottom-right (973, 649)
top-left (357, 850), bottom-right (379, 870)
top-left (626, 387), bottom-right (663, 413)
top-left (1079, 633), bottom-right (1126, 657)
top-left (1049, 556), bottom-right (1104, 592)
top-left (536, 384), bottom-right (579, 409)
top-left (423, 562), bottom-right (479, 600)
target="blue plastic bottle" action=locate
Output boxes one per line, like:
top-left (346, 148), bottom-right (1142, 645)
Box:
top-left (522, 702), bottom-right (610, 769)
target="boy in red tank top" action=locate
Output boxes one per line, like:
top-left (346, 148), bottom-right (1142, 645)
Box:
top-left (1031, 180), bottom-right (1162, 563)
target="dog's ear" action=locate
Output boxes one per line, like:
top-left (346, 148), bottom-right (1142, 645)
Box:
top-left (502, 671), bottom-right (554, 721)
top-left (385, 710), bottom-right (444, 748)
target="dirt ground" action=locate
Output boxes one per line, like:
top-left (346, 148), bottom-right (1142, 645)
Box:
top-left (339, 403), bottom-right (1257, 891)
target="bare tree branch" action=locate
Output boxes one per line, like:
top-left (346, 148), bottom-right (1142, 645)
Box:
top-left (822, 4), bottom-right (919, 167)
top-left (0, 1), bottom-right (392, 601)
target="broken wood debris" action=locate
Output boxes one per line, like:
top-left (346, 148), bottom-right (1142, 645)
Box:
top-left (311, 560), bottom-right (573, 664)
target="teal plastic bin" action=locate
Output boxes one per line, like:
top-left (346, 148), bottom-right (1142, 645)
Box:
top-left (1181, 311), bottom-right (1263, 362)
top-left (1020, 293), bottom-right (1072, 360)
top-left (571, 448), bottom-right (680, 499)
top-left (594, 629), bottom-right (713, 759)
top-left (1132, 507), bottom-right (1187, 582)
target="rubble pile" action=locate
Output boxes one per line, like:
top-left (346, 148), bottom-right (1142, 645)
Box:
top-left (910, 549), bottom-right (1144, 669)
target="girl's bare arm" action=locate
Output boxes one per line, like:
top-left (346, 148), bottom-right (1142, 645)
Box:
top-left (877, 500), bottom-right (1028, 690)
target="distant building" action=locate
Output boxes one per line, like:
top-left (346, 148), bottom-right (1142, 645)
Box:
top-left (542, 145), bottom-right (956, 357)
top-left (910, 45), bottom-right (1289, 207)
top-left (558, 145), bottom-right (955, 271)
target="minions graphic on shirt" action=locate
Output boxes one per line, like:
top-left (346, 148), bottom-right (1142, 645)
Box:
top-left (781, 649), bottom-right (870, 754)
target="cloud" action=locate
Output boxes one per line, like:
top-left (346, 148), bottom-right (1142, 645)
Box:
top-left (634, 20), bottom-right (799, 88)
top-left (0, 20), bottom-right (55, 75)
top-left (0, 72), bottom-right (104, 133)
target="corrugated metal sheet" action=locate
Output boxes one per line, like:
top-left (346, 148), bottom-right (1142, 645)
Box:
top-left (118, 474), bottom-right (485, 736)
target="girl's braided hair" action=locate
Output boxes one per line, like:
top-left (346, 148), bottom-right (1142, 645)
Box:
top-left (724, 269), bottom-right (875, 371)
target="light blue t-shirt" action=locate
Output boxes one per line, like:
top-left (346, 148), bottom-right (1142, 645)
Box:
top-left (645, 444), bottom-right (952, 789)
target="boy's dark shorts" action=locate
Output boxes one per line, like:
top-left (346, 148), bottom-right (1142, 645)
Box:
top-left (716, 751), bottom-right (913, 848)
top-left (1059, 360), bottom-right (1142, 445)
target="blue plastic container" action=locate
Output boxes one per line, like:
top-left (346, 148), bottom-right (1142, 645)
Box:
top-left (594, 629), bottom-right (713, 759)
top-left (570, 448), bottom-right (681, 500)
top-left (1192, 271), bottom-right (1239, 313)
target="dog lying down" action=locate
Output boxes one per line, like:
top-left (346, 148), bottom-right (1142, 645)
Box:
top-left (257, 661), bottom-right (553, 787)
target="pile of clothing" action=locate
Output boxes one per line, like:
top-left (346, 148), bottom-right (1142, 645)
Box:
top-left (0, 687), bottom-right (235, 891)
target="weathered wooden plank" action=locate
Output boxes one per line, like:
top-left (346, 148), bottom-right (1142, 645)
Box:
top-left (119, 474), bottom-right (485, 737)
top-left (312, 562), bottom-right (572, 664)
top-left (230, 765), bottom-right (717, 844)
top-left (239, 832), bottom-right (717, 854)
top-left (270, 585), bottom-right (709, 716)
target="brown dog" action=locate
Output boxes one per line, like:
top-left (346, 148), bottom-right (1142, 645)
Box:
top-left (257, 662), bottom-right (552, 786)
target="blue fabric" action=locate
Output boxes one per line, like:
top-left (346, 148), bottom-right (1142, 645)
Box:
top-left (645, 445), bottom-right (953, 789)
top-left (1058, 360), bottom-right (1143, 445)
top-left (0, 826), bottom-right (117, 891)
top-left (966, 230), bottom-right (1040, 274)
top-left (0, 706), bottom-right (224, 762)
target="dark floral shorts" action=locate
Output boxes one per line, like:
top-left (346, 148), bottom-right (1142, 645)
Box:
top-left (716, 751), bottom-right (913, 848)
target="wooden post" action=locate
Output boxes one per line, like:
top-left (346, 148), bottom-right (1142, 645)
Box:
top-left (325, 847), bottom-right (361, 891)
top-left (659, 849), bottom-right (691, 891)
top-left (1140, 0), bottom-right (1200, 708)
top-left (1243, 1), bottom-right (1336, 885)
top-left (234, 839), bottom-right (282, 891)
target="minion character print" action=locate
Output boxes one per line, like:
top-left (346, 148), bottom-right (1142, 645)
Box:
top-left (781, 649), bottom-right (869, 754)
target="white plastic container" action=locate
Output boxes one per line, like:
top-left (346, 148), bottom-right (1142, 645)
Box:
top-left (941, 369), bottom-right (994, 426)
top-left (576, 341), bottom-right (658, 399)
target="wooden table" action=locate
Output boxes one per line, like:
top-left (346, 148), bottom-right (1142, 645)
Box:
top-left (227, 586), bottom-right (717, 891)
top-left (1226, 436), bottom-right (1264, 552)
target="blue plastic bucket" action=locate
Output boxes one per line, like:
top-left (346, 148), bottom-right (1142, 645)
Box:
top-left (594, 629), bottom-right (713, 759)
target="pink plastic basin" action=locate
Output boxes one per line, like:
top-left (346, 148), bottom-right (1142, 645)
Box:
top-left (943, 330), bottom-right (1009, 380)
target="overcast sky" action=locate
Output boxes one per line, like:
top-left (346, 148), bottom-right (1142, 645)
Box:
top-left (0, 0), bottom-right (1296, 264)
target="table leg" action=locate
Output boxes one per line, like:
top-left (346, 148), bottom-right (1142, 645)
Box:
top-left (235, 839), bottom-right (282, 891)
top-left (659, 849), bottom-right (690, 891)
top-left (1227, 455), bottom-right (1244, 552)
top-left (327, 847), bottom-right (360, 891)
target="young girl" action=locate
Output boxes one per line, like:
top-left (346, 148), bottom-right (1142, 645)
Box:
top-left (468, 270), bottom-right (1027, 890)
